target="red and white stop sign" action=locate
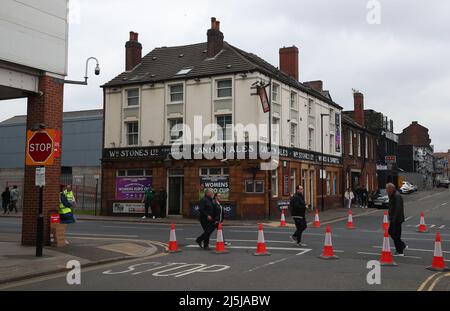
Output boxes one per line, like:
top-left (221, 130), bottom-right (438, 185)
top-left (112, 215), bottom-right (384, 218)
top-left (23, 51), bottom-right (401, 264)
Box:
top-left (26, 130), bottom-right (55, 165)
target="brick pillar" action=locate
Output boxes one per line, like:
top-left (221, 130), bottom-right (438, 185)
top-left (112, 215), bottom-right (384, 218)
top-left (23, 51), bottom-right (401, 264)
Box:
top-left (22, 75), bottom-right (63, 246)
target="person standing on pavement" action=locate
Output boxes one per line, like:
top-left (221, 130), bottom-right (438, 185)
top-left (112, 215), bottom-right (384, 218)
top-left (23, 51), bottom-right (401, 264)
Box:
top-left (9, 185), bottom-right (19, 213)
top-left (361, 185), bottom-right (369, 209)
top-left (213, 193), bottom-right (230, 246)
top-left (1, 187), bottom-right (10, 214)
top-left (289, 185), bottom-right (308, 247)
top-left (59, 186), bottom-right (76, 224)
top-left (196, 188), bottom-right (216, 250)
top-left (386, 183), bottom-right (407, 256)
top-left (344, 188), bottom-right (354, 209)
top-left (142, 186), bottom-right (155, 220)
top-left (157, 186), bottom-right (167, 219)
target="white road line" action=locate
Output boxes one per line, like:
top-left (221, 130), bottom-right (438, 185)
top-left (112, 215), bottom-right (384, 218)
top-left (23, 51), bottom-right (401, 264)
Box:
top-left (405, 216), bottom-right (413, 222)
top-left (439, 225), bottom-right (446, 229)
top-left (184, 245), bottom-right (311, 252)
top-left (430, 225), bottom-right (436, 229)
top-left (186, 238), bottom-right (294, 244)
top-left (101, 225), bottom-right (183, 231)
top-left (442, 202), bottom-right (448, 206)
top-left (228, 230), bottom-right (333, 237)
top-left (373, 246), bottom-right (450, 254)
top-left (66, 233), bottom-right (139, 238)
top-left (358, 252), bottom-right (422, 259)
top-left (247, 258), bottom-right (290, 272)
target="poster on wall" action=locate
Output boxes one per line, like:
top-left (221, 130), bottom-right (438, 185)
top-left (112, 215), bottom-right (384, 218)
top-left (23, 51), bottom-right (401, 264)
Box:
top-left (115, 177), bottom-right (152, 200)
top-left (113, 202), bottom-right (145, 214)
top-left (335, 113), bottom-right (341, 153)
top-left (199, 176), bottom-right (230, 201)
top-left (190, 202), bottom-right (236, 219)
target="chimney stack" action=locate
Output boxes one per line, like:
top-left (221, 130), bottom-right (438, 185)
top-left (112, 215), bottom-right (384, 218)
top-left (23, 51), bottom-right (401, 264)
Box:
top-left (125, 31), bottom-right (142, 71)
top-left (207, 17), bottom-right (224, 58)
top-left (304, 80), bottom-right (323, 93)
top-left (353, 91), bottom-right (365, 127)
top-left (279, 46), bottom-right (299, 81)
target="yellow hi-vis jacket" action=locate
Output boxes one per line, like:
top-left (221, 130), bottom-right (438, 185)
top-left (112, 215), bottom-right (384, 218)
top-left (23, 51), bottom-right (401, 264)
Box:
top-left (59, 192), bottom-right (72, 215)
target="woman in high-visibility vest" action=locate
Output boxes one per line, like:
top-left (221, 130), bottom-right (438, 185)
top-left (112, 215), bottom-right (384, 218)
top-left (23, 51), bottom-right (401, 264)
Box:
top-left (60, 186), bottom-right (75, 224)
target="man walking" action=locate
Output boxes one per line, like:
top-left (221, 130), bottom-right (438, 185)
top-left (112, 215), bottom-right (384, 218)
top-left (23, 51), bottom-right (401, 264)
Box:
top-left (9, 185), bottom-right (19, 213)
top-left (1, 187), bottom-right (10, 214)
top-left (289, 185), bottom-right (308, 247)
top-left (386, 183), bottom-right (407, 256)
top-left (196, 188), bottom-right (216, 250)
top-left (64, 185), bottom-right (77, 209)
top-left (344, 188), bottom-right (354, 209)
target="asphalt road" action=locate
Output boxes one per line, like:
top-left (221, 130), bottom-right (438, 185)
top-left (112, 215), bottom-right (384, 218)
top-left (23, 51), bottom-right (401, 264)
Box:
top-left (1, 188), bottom-right (449, 291)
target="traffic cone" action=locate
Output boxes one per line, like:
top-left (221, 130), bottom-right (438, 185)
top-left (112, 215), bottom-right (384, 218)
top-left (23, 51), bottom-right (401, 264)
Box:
top-left (313, 210), bottom-right (321, 228)
top-left (167, 224), bottom-right (181, 253)
top-left (319, 225), bottom-right (339, 259)
top-left (213, 223), bottom-right (229, 254)
top-left (346, 209), bottom-right (355, 229)
top-left (379, 229), bottom-right (397, 266)
top-left (427, 232), bottom-right (449, 271)
top-left (382, 212), bottom-right (389, 231)
top-left (417, 212), bottom-right (429, 233)
top-left (254, 224), bottom-right (271, 256)
top-left (280, 210), bottom-right (287, 227)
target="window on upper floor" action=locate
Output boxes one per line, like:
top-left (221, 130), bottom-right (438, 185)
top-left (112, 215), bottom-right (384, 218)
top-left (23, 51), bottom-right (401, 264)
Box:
top-left (216, 114), bottom-right (233, 141)
top-left (272, 117), bottom-right (280, 145)
top-left (290, 123), bottom-right (297, 147)
top-left (127, 89), bottom-right (139, 107)
top-left (168, 118), bottom-right (184, 143)
top-left (308, 128), bottom-right (314, 150)
top-left (357, 133), bottom-right (362, 157)
top-left (126, 121), bottom-right (139, 146)
top-left (330, 134), bottom-right (335, 155)
top-left (217, 79), bottom-right (232, 98)
top-left (272, 83), bottom-right (280, 103)
top-left (308, 99), bottom-right (314, 115)
top-left (169, 84), bottom-right (184, 103)
top-left (365, 136), bottom-right (369, 159)
top-left (349, 130), bottom-right (353, 156)
top-left (290, 91), bottom-right (298, 110)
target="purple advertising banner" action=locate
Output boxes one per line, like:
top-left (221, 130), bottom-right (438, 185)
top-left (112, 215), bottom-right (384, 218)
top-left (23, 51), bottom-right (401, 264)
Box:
top-left (115, 177), bottom-right (152, 200)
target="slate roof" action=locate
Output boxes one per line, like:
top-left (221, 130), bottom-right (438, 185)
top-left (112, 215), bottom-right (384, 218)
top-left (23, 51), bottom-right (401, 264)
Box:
top-left (103, 41), bottom-right (342, 110)
top-left (342, 113), bottom-right (377, 136)
top-left (0, 109), bottom-right (103, 126)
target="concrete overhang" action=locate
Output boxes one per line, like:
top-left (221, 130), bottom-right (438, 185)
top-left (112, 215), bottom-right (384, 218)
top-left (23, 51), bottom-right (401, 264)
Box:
top-left (0, 60), bottom-right (41, 100)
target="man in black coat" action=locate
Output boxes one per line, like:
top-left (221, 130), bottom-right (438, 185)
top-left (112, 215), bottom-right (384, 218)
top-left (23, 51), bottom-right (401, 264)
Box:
top-left (386, 183), bottom-right (407, 256)
top-left (196, 188), bottom-right (216, 250)
top-left (289, 185), bottom-right (308, 247)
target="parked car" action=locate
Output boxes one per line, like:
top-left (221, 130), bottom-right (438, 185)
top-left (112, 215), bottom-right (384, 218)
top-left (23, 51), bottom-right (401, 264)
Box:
top-left (437, 178), bottom-right (450, 188)
top-left (400, 181), bottom-right (415, 194)
top-left (372, 189), bottom-right (389, 209)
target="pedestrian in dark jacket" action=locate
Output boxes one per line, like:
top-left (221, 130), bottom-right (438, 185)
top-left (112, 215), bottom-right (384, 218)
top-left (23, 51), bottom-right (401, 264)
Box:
top-left (157, 187), bottom-right (167, 218)
top-left (289, 185), bottom-right (308, 247)
top-left (1, 187), bottom-right (10, 214)
top-left (213, 193), bottom-right (230, 246)
top-left (196, 188), bottom-right (216, 250)
top-left (386, 183), bottom-right (407, 256)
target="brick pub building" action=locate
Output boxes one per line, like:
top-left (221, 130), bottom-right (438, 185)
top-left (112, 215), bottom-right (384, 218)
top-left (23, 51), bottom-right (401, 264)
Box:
top-left (341, 91), bottom-right (378, 195)
top-left (101, 18), bottom-right (343, 220)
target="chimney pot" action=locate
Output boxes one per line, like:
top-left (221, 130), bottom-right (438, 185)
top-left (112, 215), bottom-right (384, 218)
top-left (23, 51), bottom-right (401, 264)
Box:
top-left (207, 17), bottom-right (224, 58)
top-left (353, 91), bottom-right (365, 127)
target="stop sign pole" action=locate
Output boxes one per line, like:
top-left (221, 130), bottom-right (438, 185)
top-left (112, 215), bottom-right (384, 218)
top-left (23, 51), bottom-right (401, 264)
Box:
top-left (26, 129), bottom-right (55, 257)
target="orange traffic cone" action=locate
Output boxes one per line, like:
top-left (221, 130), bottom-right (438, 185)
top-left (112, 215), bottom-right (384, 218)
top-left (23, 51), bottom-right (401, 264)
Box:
top-left (213, 223), bottom-right (229, 254)
top-left (313, 210), bottom-right (321, 228)
top-left (319, 225), bottom-right (339, 259)
top-left (427, 232), bottom-right (449, 271)
top-left (379, 229), bottom-right (397, 266)
top-left (382, 212), bottom-right (389, 231)
top-left (167, 224), bottom-right (181, 253)
top-left (347, 209), bottom-right (355, 229)
top-left (254, 224), bottom-right (271, 256)
top-left (417, 212), bottom-right (429, 233)
top-left (280, 210), bottom-right (287, 227)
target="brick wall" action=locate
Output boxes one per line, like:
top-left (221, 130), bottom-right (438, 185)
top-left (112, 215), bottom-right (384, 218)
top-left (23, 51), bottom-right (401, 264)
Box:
top-left (22, 75), bottom-right (63, 246)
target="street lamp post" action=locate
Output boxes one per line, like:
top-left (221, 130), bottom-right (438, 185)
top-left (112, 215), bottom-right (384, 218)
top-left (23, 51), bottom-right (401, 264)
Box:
top-left (320, 113), bottom-right (330, 212)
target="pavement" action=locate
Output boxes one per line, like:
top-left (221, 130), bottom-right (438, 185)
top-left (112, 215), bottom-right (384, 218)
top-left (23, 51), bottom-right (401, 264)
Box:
top-left (0, 188), bottom-right (449, 290)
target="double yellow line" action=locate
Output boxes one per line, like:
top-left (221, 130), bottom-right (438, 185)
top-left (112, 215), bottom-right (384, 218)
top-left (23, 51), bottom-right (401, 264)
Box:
top-left (417, 272), bottom-right (450, 291)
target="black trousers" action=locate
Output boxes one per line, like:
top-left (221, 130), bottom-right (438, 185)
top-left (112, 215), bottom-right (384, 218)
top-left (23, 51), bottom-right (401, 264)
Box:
top-left (197, 219), bottom-right (216, 246)
top-left (293, 217), bottom-right (307, 243)
top-left (388, 222), bottom-right (406, 253)
top-left (2, 201), bottom-right (9, 213)
top-left (144, 202), bottom-right (152, 217)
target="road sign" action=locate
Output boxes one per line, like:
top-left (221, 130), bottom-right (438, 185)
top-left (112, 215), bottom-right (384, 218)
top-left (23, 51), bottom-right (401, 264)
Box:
top-left (35, 167), bottom-right (45, 187)
top-left (385, 155), bottom-right (397, 163)
top-left (26, 130), bottom-right (55, 166)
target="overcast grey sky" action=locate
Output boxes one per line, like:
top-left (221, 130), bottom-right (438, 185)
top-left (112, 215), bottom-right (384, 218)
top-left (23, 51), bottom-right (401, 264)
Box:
top-left (2, 0), bottom-right (449, 151)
